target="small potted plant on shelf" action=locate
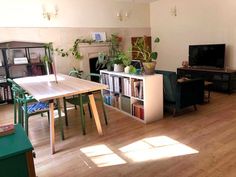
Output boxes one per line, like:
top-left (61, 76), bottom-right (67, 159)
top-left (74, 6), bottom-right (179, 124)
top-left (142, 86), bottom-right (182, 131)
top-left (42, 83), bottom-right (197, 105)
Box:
top-left (132, 36), bottom-right (160, 75)
top-left (113, 51), bottom-right (131, 72)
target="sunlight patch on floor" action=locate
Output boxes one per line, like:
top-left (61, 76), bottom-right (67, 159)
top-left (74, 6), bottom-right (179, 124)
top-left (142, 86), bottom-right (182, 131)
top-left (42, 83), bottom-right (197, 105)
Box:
top-left (119, 136), bottom-right (199, 162)
top-left (80, 144), bottom-right (127, 167)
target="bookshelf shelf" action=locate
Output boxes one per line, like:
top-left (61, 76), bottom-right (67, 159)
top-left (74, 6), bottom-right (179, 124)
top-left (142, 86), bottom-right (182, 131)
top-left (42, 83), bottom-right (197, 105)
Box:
top-left (0, 41), bottom-right (52, 104)
top-left (100, 70), bottom-right (163, 123)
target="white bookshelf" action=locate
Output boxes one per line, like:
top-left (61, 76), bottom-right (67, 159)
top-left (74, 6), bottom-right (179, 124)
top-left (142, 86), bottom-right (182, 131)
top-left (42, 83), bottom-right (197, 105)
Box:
top-left (100, 70), bottom-right (163, 123)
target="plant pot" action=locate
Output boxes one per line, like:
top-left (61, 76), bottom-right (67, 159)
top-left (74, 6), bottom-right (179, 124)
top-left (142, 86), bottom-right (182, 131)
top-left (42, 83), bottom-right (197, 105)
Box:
top-left (114, 64), bottom-right (124, 72)
top-left (124, 66), bottom-right (130, 73)
top-left (143, 61), bottom-right (156, 75)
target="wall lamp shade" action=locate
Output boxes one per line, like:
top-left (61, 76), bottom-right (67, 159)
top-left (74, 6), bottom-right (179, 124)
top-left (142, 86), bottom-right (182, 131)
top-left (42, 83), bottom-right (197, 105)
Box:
top-left (42, 4), bottom-right (58, 20)
top-left (116, 11), bottom-right (128, 21)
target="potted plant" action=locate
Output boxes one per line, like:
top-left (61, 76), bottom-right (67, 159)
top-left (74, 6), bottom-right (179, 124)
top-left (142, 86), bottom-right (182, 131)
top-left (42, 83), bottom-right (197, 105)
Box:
top-left (132, 36), bottom-right (160, 75)
top-left (113, 51), bottom-right (130, 72)
top-left (96, 52), bottom-right (114, 71)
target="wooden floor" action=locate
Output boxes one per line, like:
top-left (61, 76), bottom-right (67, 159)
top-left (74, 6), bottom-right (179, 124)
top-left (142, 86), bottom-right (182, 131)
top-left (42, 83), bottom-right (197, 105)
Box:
top-left (1, 92), bottom-right (236, 177)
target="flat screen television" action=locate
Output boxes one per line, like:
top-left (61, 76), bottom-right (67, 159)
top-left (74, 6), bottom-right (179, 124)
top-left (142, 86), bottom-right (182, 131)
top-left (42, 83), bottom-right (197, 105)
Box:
top-left (189, 44), bottom-right (225, 69)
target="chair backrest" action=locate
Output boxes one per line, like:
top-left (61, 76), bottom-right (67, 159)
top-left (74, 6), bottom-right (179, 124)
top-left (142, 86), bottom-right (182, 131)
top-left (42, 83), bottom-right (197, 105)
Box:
top-left (155, 70), bottom-right (177, 103)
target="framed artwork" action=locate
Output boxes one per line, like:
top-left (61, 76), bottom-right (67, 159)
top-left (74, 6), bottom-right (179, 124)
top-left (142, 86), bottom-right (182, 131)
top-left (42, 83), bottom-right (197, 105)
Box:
top-left (91, 32), bottom-right (106, 42)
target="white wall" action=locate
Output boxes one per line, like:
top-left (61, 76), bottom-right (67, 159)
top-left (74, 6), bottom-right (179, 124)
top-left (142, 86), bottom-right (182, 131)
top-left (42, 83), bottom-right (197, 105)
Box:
top-left (150, 0), bottom-right (236, 71)
top-left (0, 0), bottom-right (151, 73)
top-left (0, 0), bottom-right (150, 28)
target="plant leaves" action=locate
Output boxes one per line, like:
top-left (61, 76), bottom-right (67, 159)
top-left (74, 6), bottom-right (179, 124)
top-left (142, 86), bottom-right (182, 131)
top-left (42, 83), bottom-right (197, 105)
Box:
top-left (154, 37), bottom-right (160, 43)
top-left (150, 52), bottom-right (158, 60)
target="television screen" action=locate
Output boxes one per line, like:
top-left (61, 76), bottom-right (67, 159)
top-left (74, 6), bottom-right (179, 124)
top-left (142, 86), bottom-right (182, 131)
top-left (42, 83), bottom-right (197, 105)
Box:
top-left (189, 44), bottom-right (225, 68)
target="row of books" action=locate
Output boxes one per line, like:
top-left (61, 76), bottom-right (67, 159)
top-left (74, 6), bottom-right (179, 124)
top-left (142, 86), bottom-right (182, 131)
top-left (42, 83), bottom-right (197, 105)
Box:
top-left (101, 74), bottom-right (133, 97)
top-left (132, 80), bottom-right (143, 99)
top-left (103, 93), bottom-right (121, 108)
top-left (132, 102), bottom-right (144, 120)
top-left (0, 85), bottom-right (12, 102)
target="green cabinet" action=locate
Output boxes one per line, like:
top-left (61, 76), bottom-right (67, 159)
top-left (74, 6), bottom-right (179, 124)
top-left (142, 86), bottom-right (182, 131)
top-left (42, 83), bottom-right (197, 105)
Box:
top-left (0, 124), bottom-right (36, 177)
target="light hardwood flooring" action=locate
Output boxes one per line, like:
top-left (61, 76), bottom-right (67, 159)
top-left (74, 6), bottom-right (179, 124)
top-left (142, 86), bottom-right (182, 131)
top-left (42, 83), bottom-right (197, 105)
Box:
top-left (0, 92), bottom-right (236, 177)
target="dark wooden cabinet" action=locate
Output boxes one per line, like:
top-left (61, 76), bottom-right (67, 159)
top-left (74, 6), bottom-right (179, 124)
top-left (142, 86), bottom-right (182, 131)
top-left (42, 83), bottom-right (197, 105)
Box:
top-left (0, 124), bottom-right (36, 177)
top-left (0, 41), bottom-right (52, 104)
top-left (177, 67), bottom-right (236, 93)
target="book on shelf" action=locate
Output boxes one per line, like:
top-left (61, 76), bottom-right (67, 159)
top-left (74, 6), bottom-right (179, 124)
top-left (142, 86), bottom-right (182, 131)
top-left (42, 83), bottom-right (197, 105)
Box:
top-left (108, 75), bottom-right (114, 92)
top-left (132, 102), bottom-right (144, 120)
top-left (133, 80), bottom-right (143, 99)
top-left (122, 78), bottom-right (131, 97)
top-left (101, 73), bottom-right (109, 86)
top-left (113, 76), bottom-right (121, 93)
top-left (0, 124), bottom-right (15, 137)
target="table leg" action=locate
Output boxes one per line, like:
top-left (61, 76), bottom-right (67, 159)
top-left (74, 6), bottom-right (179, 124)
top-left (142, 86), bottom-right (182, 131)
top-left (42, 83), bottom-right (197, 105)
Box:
top-left (88, 94), bottom-right (103, 135)
top-left (56, 98), bottom-right (65, 140)
top-left (49, 100), bottom-right (55, 154)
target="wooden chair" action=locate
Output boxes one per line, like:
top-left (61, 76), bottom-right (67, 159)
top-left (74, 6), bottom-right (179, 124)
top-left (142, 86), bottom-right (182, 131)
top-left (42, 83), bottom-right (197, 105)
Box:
top-left (63, 73), bottom-right (108, 135)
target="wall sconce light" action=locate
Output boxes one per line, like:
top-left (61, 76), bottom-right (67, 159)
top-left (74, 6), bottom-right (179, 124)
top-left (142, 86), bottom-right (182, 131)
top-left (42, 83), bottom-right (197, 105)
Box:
top-left (116, 11), bottom-right (128, 21)
top-left (42, 4), bottom-right (58, 21)
top-left (170, 6), bottom-right (177, 16)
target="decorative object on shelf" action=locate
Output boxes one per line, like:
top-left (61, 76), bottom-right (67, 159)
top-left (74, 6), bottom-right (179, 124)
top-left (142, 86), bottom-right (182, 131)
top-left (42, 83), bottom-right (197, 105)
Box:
top-left (42, 3), bottom-right (58, 20)
top-left (13, 57), bottom-right (28, 64)
top-left (91, 32), bottom-right (106, 42)
top-left (182, 60), bottom-right (189, 68)
top-left (129, 65), bottom-right (137, 74)
top-left (132, 36), bottom-right (160, 75)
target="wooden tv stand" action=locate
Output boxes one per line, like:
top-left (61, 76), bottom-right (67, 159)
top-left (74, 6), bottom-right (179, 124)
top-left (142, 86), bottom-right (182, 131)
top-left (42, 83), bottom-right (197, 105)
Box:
top-left (177, 67), bottom-right (236, 93)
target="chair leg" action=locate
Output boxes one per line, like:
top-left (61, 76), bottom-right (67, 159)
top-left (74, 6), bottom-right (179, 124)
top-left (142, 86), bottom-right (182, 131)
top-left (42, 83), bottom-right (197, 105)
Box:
top-left (18, 102), bottom-right (23, 126)
top-left (173, 108), bottom-right (177, 117)
top-left (23, 103), bottom-right (29, 136)
top-left (99, 91), bottom-right (108, 125)
top-left (87, 103), bottom-right (92, 119)
top-left (56, 99), bottom-right (64, 140)
top-left (79, 94), bottom-right (86, 135)
top-left (193, 105), bottom-right (197, 111)
top-left (74, 105), bottom-right (77, 110)
top-left (63, 97), bottom-right (69, 127)
top-left (13, 100), bottom-right (17, 124)
top-left (47, 111), bottom-right (50, 123)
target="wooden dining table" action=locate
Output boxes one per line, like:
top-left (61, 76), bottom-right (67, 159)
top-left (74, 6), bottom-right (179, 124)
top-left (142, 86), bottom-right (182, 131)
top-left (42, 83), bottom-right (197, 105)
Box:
top-left (14, 73), bottom-right (108, 154)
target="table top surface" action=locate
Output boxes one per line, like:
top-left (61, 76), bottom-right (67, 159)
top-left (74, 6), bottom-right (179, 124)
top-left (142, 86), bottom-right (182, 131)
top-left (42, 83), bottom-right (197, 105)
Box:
top-left (0, 124), bottom-right (33, 159)
top-left (14, 74), bottom-right (107, 101)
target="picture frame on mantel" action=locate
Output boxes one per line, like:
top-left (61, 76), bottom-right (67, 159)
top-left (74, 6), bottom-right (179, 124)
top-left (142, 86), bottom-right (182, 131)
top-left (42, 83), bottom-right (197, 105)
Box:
top-left (91, 32), bottom-right (106, 42)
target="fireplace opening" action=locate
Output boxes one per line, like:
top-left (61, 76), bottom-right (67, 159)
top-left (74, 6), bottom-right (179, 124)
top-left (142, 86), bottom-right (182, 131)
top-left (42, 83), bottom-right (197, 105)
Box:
top-left (89, 57), bottom-right (106, 82)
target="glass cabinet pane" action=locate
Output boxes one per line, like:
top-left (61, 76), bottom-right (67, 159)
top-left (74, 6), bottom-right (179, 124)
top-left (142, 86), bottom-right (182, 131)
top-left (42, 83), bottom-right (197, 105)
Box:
top-left (28, 48), bottom-right (46, 64)
top-left (6, 48), bottom-right (27, 65)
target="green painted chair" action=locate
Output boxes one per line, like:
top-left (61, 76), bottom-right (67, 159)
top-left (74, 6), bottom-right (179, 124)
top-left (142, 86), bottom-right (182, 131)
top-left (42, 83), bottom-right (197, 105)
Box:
top-left (63, 73), bottom-right (108, 135)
